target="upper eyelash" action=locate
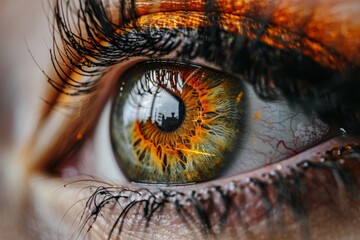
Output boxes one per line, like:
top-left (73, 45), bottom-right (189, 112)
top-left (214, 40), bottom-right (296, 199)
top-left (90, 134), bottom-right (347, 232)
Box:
top-left (50, 0), bottom-right (360, 134)
top-left (51, 0), bottom-right (346, 96)
top-left (67, 144), bottom-right (360, 240)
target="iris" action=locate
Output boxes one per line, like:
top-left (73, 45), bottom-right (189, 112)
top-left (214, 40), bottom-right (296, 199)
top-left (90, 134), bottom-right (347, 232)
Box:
top-left (110, 61), bottom-right (246, 183)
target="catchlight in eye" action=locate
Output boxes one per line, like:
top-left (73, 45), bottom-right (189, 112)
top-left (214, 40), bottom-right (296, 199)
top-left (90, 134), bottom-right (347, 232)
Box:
top-left (110, 61), bottom-right (247, 184)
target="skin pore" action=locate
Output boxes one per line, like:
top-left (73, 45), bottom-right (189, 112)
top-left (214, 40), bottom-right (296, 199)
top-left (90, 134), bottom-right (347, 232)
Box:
top-left (0, 0), bottom-right (360, 239)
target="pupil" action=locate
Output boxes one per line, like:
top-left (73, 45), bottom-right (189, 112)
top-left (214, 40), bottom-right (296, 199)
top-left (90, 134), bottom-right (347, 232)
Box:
top-left (111, 63), bottom-right (247, 183)
top-left (152, 89), bottom-right (185, 132)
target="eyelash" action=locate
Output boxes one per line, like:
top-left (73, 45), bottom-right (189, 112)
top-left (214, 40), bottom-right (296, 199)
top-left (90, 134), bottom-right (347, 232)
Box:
top-left (51, 0), bottom-right (338, 96)
top-left (44, 0), bottom-right (360, 239)
top-left (69, 144), bottom-right (360, 240)
top-left (51, 0), bottom-right (360, 133)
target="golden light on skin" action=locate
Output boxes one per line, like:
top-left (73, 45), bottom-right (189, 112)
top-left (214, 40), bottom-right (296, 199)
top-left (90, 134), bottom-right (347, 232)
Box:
top-left (103, 0), bottom-right (360, 64)
top-left (132, 12), bottom-right (346, 70)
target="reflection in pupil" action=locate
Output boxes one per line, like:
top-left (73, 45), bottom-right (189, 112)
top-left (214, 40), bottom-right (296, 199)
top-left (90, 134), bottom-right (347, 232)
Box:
top-left (154, 92), bottom-right (185, 132)
top-left (112, 64), bottom-right (246, 183)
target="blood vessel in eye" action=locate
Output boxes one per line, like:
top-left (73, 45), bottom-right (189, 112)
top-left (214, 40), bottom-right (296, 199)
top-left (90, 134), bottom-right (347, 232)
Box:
top-left (110, 62), bottom-right (246, 184)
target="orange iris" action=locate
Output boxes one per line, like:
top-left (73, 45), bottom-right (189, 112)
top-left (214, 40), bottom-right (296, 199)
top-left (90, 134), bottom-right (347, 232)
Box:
top-left (111, 61), bottom-right (246, 183)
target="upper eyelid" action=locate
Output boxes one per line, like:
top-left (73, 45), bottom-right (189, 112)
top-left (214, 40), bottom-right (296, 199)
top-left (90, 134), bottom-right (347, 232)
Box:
top-left (51, 3), bottom-right (349, 88)
top-left (53, 0), bottom-right (358, 62)
top-left (50, 0), bottom-right (357, 85)
top-left (101, 0), bottom-right (360, 62)
top-left (29, 0), bottom-right (358, 171)
top-left (49, 2), bottom-right (353, 111)
top-left (46, 0), bottom-right (358, 114)
top-left (45, 0), bottom-right (360, 111)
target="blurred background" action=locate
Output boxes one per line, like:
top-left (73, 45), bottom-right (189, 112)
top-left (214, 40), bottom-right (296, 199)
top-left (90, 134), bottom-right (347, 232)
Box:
top-left (0, 0), bottom-right (49, 239)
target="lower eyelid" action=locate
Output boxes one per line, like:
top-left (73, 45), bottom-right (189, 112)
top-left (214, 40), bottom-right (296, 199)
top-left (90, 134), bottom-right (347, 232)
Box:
top-left (28, 136), bottom-right (360, 240)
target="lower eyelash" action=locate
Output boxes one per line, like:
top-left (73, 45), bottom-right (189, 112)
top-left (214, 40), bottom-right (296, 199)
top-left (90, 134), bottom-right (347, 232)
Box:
top-left (68, 144), bottom-right (360, 240)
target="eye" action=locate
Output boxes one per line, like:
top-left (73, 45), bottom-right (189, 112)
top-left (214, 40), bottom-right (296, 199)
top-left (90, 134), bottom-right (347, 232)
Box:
top-left (111, 61), bottom-right (246, 183)
top-left (74, 60), bottom-right (332, 185)
top-left (23, 1), bottom-right (360, 239)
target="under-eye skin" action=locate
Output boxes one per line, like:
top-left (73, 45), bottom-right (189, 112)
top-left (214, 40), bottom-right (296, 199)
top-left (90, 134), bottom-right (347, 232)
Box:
top-left (25, 0), bottom-right (360, 240)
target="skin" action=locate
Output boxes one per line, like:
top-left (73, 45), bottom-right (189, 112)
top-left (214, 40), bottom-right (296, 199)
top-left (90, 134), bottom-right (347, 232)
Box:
top-left (0, 0), bottom-right (359, 239)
